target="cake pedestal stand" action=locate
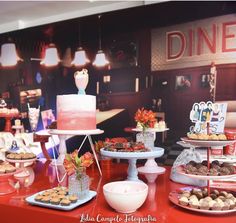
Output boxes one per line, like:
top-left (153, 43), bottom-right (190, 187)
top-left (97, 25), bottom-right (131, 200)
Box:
top-left (100, 147), bottom-right (164, 181)
top-left (49, 129), bottom-right (104, 176)
top-left (132, 128), bottom-right (168, 177)
top-left (6, 158), bottom-right (37, 178)
top-left (0, 172), bottom-right (17, 195)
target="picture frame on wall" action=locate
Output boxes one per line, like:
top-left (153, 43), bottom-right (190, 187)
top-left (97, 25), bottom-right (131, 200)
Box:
top-left (175, 75), bottom-right (191, 90)
top-left (200, 74), bottom-right (210, 88)
top-left (108, 40), bottom-right (138, 69)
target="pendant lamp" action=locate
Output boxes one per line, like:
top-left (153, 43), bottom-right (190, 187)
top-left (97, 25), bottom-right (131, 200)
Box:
top-left (71, 21), bottom-right (90, 67)
top-left (0, 43), bottom-right (22, 67)
top-left (93, 15), bottom-right (109, 67)
top-left (40, 43), bottom-right (60, 67)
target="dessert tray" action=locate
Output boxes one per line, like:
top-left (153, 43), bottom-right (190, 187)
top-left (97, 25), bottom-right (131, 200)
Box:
top-left (176, 165), bottom-right (236, 180)
top-left (169, 187), bottom-right (236, 215)
top-left (26, 189), bottom-right (97, 211)
top-left (181, 137), bottom-right (236, 147)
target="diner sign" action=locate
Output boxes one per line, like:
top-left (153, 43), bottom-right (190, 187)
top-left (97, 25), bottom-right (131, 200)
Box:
top-left (151, 14), bottom-right (236, 71)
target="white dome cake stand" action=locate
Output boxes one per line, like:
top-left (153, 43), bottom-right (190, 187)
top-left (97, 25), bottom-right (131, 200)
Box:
top-left (100, 147), bottom-right (164, 181)
top-left (49, 129), bottom-right (104, 176)
top-left (132, 128), bottom-right (168, 177)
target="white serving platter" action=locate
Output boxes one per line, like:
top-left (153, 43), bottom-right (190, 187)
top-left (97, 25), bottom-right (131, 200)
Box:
top-left (25, 190), bottom-right (97, 211)
top-left (181, 137), bottom-right (236, 147)
top-left (100, 147), bottom-right (164, 159)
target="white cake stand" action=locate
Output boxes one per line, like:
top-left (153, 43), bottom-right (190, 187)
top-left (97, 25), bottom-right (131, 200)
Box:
top-left (100, 147), bottom-right (164, 181)
top-left (49, 129), bottom-right (104, 176)
top-left (132, 128), bottom-right (168, 177)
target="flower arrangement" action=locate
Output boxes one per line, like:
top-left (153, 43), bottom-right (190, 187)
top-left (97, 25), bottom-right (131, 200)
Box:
top-left (134, 108), bottom-right (157, 131)
top-left (63, 151), bottom-right (93, 179)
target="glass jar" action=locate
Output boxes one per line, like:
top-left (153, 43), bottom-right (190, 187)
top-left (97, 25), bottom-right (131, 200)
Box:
top-left (136, 131), bottom-right (155, 150)
top-left (68, 168), bottom-right (90, 199)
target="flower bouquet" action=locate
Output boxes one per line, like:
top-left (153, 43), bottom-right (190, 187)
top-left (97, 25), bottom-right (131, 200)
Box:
top-left (63, 151), bottom-right (93, 198)
top-left (134, 108), bottom-right (157, 150)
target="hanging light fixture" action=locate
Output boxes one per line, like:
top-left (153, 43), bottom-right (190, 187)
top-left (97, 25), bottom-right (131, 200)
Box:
top-left (40, 43), bottom-right (60, 67)
top-left (93, 15), bottom-right (109, 67)
top-left (71, 21), bottom-right (90, 67)
top-left (0, 42), bottom-right (22, 67)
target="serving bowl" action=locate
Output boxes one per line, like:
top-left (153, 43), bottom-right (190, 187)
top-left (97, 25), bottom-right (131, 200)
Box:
top-left (103, 181), bottom-right (148, 213)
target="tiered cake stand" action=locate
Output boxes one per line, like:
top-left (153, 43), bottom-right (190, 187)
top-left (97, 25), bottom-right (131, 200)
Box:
top-left (169, 137), bottom-right (236, 214)
top-left (6, 158), bottom-right (37, 178)
top-left (0, 171), bottom-right (18, 195)
top-left (49, 129), bottom-right (104, 176)
top-left (100, 147), bottom-right (164, 181)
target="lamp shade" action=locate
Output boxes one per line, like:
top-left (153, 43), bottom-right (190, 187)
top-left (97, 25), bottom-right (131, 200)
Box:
top-left (0, 43), bottom-right (22, 66)
top-left (92, 50), bottom-right (109, 67)
top-left (40, 43), bottom-right (60, 67)
top-left (71, 47), bottom-right (90, 66)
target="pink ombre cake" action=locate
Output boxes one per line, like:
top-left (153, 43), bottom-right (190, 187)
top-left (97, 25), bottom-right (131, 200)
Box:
top-left (57, 94), bottom-right (96, 130)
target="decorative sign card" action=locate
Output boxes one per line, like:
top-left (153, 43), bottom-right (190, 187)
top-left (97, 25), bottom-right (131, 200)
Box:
top-left (189, 101), bottom-right (227, 134)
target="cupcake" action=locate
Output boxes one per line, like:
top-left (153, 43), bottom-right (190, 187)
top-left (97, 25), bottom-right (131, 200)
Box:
top-left (58, 190), bottom-right (67, 196)
top-left (35, 194), bottom-right (43, 202)
top-left (199, 200), bottom-right (210, 210)
top-left (222, 201), bottom-right (230, 210)
top-left (202, 188), bottom-right (208, 197)
top-left (209, 200), bottom-right (217, 210)
top-left (219, 191), bottom-right (228, 197)
top-left (212, 189), bottom-right (220, 196)
top-left (60, 198), bottom-right (71, 206)
top-left (181, 191), bottom-right (191, 198)
top-left (58, 194), bottom-right (66, 200)
top-left (209, 134), bottom-right (218, 141)
top-left (204, 196), bottom-right (212, 202)
top-left (68, 195), bottom-right (78, 203)
top-left (4, 165), bottom-right (16, 173)
top-left (189, 199), bottom-right (199, 209)
top-left (41, 196), bottom-right (50, 203)
top-left (225, 199), bottom-right (235, 209)
top-left (50, 197), bottom-right (60, 205)
top-left (212, 202), bottom-right (222, 211)
top-left (218, 134), bottom-right (227, 140)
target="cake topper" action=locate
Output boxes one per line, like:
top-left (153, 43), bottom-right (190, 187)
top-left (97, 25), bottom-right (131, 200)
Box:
top-left (74, 69), bottom-right (89, 95)
top-left (189, 101), bottom-right (227, 134)
top-left (0, 99), bottom-right (7, 108)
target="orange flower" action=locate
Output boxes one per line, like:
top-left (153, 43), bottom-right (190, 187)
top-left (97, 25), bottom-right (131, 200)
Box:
top-left (80, 152), bottom-right (93, 168)
top-left (134, 107), bottom-right (157, 129)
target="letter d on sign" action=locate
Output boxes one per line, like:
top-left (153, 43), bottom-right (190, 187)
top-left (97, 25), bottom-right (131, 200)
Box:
top-left (167, 31), bottom-right (186, 60)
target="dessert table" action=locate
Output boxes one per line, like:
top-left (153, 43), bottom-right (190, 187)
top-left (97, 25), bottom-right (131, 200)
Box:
top-left (0, 160), bottom-right (235, 223)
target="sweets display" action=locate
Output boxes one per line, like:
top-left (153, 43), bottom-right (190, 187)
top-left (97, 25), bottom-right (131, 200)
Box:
top-left (0, 108), bottom-right (19, 116)
top-left (57, 94), bottom-right (96, 130)
top-left (6, 152), bottom-right (36, 160)
top-left (0, 161), bottom-right (16, 174)
top-left (187, 133), bottom-right (227, 141)
top-left (104, 141), bottom-right (148, 152)
top-left (184, 160), bottom-right (236, 176)
top-left (33, 187), bottom-right (78, 206)
top-left (178, 188), bottom-right (236, 211)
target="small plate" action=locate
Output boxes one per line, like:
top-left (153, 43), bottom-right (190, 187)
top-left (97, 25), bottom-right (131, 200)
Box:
top-left (25, 190), bottom-right (97, 211)
top-left (169, 190), bottom-right (236, 215)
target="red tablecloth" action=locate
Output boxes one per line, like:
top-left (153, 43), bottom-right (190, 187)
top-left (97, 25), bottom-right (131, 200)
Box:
top-left (0, 160), bottom-right (235, 223)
